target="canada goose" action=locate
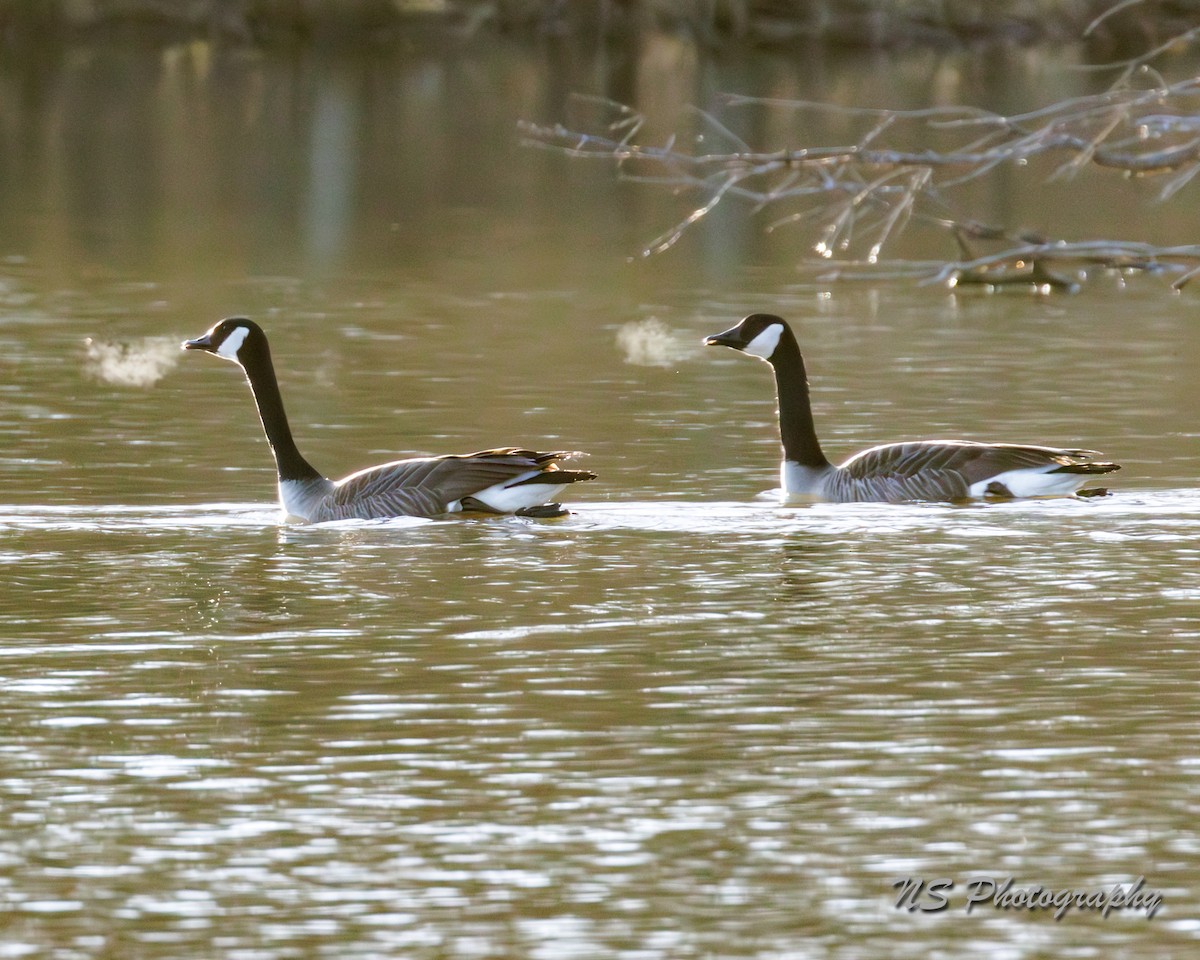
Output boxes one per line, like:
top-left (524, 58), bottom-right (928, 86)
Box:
top-left (704, 313), bottom-right (1119, 502)
top-left (182, 317), bottom-right (596, 521)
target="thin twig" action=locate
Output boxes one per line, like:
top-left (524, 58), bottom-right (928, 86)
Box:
top-left (1084, 0), bottom-right (1147, 37)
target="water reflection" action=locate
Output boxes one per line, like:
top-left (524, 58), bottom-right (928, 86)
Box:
top-left (9, 28), bottom-right (1196, 286)
top-left (305, 61), bottom-right (360, 268)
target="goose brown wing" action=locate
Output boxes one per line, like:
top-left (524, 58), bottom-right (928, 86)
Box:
top-left (946, 442), bottom-right (1113, 484)
top-left (832, 441), bottom-right (1105, 502)
top-left (319, 449), bottom-right (584, 520)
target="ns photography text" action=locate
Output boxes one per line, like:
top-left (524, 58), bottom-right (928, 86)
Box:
top-left (893, 876), bottom-right (1163, 921)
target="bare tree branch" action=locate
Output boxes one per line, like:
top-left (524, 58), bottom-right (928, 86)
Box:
top-left (519, 61), bottom-right (1200, 288)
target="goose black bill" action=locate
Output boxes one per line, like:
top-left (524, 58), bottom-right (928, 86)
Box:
top-left (703, 327), bottom-right (745, 348)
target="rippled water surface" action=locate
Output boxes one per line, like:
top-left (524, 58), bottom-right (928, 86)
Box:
top-left (2, 26), bottom-right (1200, 960)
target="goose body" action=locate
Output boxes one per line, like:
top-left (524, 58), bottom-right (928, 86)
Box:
top-left (705, 314), bottom-right (1119, 503)
top-left (183, 318), bottom-right (596, 522)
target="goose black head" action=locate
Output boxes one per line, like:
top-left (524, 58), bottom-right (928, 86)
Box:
top-left (704, 313), bottom-right (790, 361)
top-left (183, 317), bottom-right (264, 364)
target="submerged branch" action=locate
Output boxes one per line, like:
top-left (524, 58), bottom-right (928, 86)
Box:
top-left (811, 239), bottom-right (1200, 290)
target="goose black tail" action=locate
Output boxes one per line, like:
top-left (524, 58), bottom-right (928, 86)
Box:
top-left (1053, 461), bottom-right (1121, 476)
top-left (511, 469), bottom-right (597, 487)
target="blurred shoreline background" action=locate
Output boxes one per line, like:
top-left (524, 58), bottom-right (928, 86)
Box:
top-left (2, 0), bottom-right (1198, 52)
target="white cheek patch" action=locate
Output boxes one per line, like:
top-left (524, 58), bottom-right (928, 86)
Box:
top-left (743, 323), bottom-right (784, 360)
top-left (216, 325), bottom-right (250, 361)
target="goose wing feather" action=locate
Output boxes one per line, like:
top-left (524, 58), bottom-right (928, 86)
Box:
top-left (317, 448), bottom-right (580, 521)
top-left (831, 441), bottom-right (1108, 503)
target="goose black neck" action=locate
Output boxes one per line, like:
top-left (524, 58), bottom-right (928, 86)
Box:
top-left (239, 343), bottom-right (324, 483)
top-left (769, 327), bottom-right (830, 469)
